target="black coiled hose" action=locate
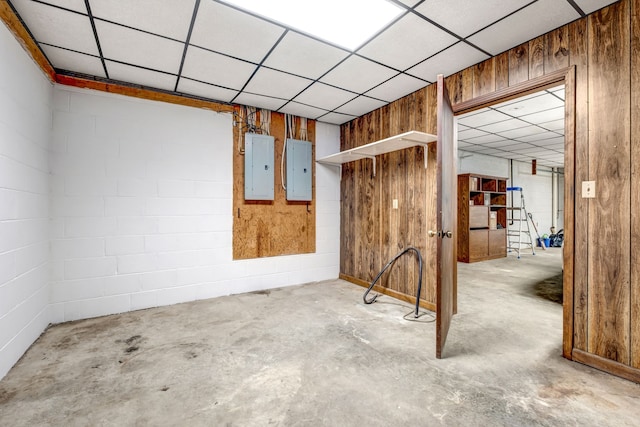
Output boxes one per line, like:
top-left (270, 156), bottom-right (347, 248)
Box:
top-left (363, 246), bottom-right (423, 318)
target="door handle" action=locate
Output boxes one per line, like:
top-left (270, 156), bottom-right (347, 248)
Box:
top-left (429, 230), bottom-right (453, 238)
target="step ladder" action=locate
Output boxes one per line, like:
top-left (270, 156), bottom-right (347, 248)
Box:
top-left (506, 187), bottom-right (536, 258)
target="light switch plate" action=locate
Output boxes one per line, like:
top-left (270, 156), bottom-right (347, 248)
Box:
top-left (393, 199), bottom-right (398, 209)
top-left (582, 181), bottom-right (595, 198)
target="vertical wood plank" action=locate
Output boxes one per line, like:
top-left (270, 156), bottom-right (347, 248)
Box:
top-left (472, 57), bottom-right (496, 97)
top-left (415, 87), bottom-right (427, 133)
top-left (495, 52), bottom-right (510, 90)
top-left (562, 66), bottom-right (577, 359)
top-left (509, 42), bottom-right (529, 85)
top-left (529, 35), bottom-right (545, 79)
top-left (460, 68), bottom-right (474, 103)
top-left (568, 17), bottom-right (589, 354)
top-left (446, 72), bottom-right (462, 105)
top-left (631, 0), bottom-right (640, 369)
top-left (587, 1), bottom-right (631, 364)
top-left (545, 25), bottom-right (570, 73)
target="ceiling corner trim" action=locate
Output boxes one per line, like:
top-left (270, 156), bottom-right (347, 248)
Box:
top-left (0, 0), bottom-right (55, 81)
top-left (55, 73), bottom-right (234, 113)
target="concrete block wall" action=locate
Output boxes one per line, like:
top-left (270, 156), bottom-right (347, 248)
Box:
top-left (0, 23), bottom-right (53, 379)
top-left (0, 12), bottom-right (339, 379)
top-left (49, 86), bottom-right (341, 323)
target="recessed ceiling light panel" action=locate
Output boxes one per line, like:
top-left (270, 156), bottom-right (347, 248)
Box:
top-left (220, 0), bottom-right (404, 51)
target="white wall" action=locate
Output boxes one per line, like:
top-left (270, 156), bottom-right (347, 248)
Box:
top-left (49, 86), bottom-right (341, 323)
top-left (458, 151), bottom-right (509, 177)
top-left (510, 160), bottom-right (555, 237)
top-left (0, 24), bottom-right (52, 378)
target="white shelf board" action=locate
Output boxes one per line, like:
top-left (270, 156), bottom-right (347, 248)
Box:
top-left (316, 130), bottom-right (437, 175)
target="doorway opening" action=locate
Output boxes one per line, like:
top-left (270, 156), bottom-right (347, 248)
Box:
top-left (450, 69), bottom-right (575, 358)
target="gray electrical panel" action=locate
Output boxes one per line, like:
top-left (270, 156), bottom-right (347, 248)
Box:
top-left (244, 133), bottom-right (274, 200)
top-left (286, 139), bottom-right (312, 201)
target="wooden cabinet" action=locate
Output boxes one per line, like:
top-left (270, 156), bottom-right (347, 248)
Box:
top-left (457, 173), bottom-right (507, 263)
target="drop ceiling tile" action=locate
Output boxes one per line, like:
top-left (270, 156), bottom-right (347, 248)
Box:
top-left (575, 0), bottom-right (619, 14)
top-left (396, 0), bottom-right (422, 7)
top-left (467, 0), bottom-right (580, 55)
top-left (262, 32), bottom-right (349, 80)
top-left (525, 150), bottom-right (556, 158)
top-left (516, 131), bottom-right (561, 143)
top-left (364, 73), bottom-right (427, 103)
top-left (511, 146), bottom-right (548, 154)
top-left (484, 139), bottom-right (525, 148)
top-left (177, 78), bottom-right (238, 103)
top-left (243, 68), bottom-right (313, 99)
top-left (105, 61), bottom-right (177, 92)
top-left (458, 128), bottom-right (489, 140)
top-left (532, 136), bottom-right (565, 147)
top-left (415, 0), bottom-right (530, 38)
top-left (457, 141), bottom-right (474, 149)
top-left (181, 45), bottom-right (256, 90)
top-left (407, 41), bottom-right (489, 82)
top-left (497, 124), bottom-right (547, 140)
top-left (95, 21), bottom-right (184, 74)
top-left (539, 119), bottom-right (565, 132)
top-left (359, 13), bottom-right (457, 71)
top-left (293, 83), bottom-right (356, 111)
top-left (320, 56), bottom-right (397, 94)
top-left (496, 93), bottom-right (564, 117)
top-left (458, 124), bottom-right (470, 131)
top-left (478, 118), bottom-right (529, 134)
top-left (546, 143), bottom-right (566, 151)
top-left (91, 0), bottom-right (196, 41)
top-left (233, 92), bottom-right (287, 111)
top-left (318, 112), bottom-right (357, 125)
top-left (550, 87), bottom-right (565, 100)
top-left (457, 109), bottom-right (512, 128)
top-left (519, 106), bottom-right (565, 125)
top-left (502, 142), bottom-right (533, 151)
top-left (465, 134), bottom-right (508, 145)
top-left (11, 0), bottom-right (98, 55)
top-left (278, 102), bottom-right (327, 120)
top-left (190, 1), bottom-right (285, 63)
top-left (334, 96), bottom-right (387, 117)
top-left (36, 0), bottom-right (86, 13)
top-left (41, 44), bottom-right (105, 77)
top-left (474, 148), bottom-right (504, 155)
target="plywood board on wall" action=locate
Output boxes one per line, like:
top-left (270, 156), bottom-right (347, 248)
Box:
top-left (232, 110), bottom-right (316, 259)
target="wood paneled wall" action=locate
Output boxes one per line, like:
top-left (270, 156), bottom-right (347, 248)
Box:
top-left (340, 0), bottom-right (640, 382)
top-left (233, 111), bottom-right (316, 259)
top-left (340, 87), bottom-right (438, 309)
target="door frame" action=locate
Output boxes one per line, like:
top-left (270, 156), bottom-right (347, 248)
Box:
top-left (451, 66), bottom-right (576, 360)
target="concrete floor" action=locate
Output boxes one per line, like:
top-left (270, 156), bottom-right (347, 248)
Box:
top-left (1, 249), bottom-right (639, 426)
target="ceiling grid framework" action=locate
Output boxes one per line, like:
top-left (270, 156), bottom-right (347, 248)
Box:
top-left (5, 0), bottom-right (618, 164)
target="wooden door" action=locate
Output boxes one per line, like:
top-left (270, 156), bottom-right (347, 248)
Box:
top-left (435, 74), bottom-right (458, 359)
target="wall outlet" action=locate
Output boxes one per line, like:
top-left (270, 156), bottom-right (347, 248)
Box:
top-left (582, 181), bottom-right (595, 198)
top-left (392, 199), bottom-right (398, 209)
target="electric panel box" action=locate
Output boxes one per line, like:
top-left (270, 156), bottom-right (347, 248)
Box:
top-left (286, 139), bottom-right (312, 201)
top-left (244, 133), bottom-right (274, 200)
